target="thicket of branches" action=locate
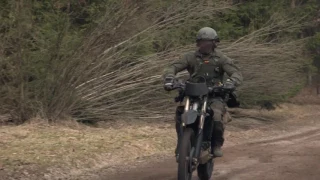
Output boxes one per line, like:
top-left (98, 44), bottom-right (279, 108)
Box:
top-left (0, 0), bottom-right (319, 122)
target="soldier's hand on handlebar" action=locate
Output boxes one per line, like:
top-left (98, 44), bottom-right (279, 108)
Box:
top-left (163, 75), bottom-right (175, 91)
top-left (223, 79), bottom-right (236, 90)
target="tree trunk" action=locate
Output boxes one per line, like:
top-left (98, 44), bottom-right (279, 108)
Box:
top-left (291, 0), bottom-right (296, 9)
top-left (15, 0), bottom-right (25, 123)
top-left (308, 70), bottom-right (312, 86)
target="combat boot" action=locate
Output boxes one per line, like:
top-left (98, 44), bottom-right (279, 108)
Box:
top-left (212, 145), bottom-right (223, 157)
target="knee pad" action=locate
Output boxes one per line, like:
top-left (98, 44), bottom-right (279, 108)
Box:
top-left (213, 110), bottom-right (223, 122)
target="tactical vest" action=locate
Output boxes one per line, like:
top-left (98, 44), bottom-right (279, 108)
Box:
top-left (192, 55), bottom-right (224, 85)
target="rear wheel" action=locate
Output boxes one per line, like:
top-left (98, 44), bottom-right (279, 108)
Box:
top-left (178, 128), bottom-right (195, 180)
top-left (197, 159), bottom-right (214, 180)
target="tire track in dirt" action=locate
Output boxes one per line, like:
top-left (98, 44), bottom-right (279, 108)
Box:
top-left (106, 127), bottom-right (320, 180)
top-left (213, 128), bottom-right (320, 180)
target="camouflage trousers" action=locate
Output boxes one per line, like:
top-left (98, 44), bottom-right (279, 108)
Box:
top-left (175, 98), bottom-right (231, 149)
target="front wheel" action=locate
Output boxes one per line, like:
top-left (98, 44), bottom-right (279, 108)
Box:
top-left (197, 159), bottom-right (214, 180)
top-left (178, 128), bottom-right (195, 180)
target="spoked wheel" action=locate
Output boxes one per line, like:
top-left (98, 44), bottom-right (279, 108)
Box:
top-left (197, 159), bottom-right (214, 180)
top-left (178, 128), bottom-right (195, 180)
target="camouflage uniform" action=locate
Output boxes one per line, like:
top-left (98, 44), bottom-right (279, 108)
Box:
top-left (163, 48), bottom-right (243, 156)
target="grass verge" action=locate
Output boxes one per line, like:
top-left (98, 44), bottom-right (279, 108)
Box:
top-left (0, 119), bottom-right (175, 179)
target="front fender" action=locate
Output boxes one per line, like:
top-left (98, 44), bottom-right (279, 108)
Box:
top-left (182, 110), bottom-right (198, 125)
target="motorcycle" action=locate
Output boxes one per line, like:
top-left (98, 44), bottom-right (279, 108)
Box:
top-left (170, 77), bottom-right (235, 180)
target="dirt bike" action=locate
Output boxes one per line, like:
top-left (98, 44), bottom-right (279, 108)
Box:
top-left (170, 77), bottom-right (235, 180)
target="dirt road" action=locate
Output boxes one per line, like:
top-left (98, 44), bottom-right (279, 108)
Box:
top-left (106, 126), bottom-right (320, 180)
top-left (1, 104), bottom-right (320, 180)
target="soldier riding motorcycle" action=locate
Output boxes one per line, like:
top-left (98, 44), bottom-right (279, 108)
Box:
top-left (163, 27), bottom-right (243, 180)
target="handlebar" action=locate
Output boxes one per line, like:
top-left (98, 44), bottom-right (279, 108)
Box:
top-left (168, 78), bottom-right (235, 103)
top-left (171, 80), bottom-right (185, 91)
top-left (170, 79), bottom-right (235, 94)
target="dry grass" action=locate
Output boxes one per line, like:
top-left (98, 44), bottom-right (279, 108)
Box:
top-left (0, 120), bottom-right (175, 179)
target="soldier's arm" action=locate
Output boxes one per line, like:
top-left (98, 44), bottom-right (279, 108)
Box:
top-left (163, 53), bottom-right (189, 78)
top-left (222, 55), bottom-right (243, 86)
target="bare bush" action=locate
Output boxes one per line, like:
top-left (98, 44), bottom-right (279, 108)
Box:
top-left (43, 0), bottom-right (234, 121)
top-left (68, 13), bottom-right (309, 121)
top-left (0, 0), bottom-right (312, 122)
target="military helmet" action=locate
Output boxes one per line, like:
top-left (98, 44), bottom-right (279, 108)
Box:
top-left (196, 27), bottom-right (220, 42)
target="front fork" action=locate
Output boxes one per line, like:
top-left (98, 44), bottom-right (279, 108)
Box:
top-left (179, 97), bottom-right (208, 163)
top-left (195, 96), bottom-right (208, 160)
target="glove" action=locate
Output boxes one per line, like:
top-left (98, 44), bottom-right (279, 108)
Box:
top-left (163, 75), bottom-right (175, 91)
top-left (224, 79), bottom-right (236, 90)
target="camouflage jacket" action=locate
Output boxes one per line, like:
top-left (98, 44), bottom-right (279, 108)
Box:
top-left (163, 49), bottom-right (243, 86)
